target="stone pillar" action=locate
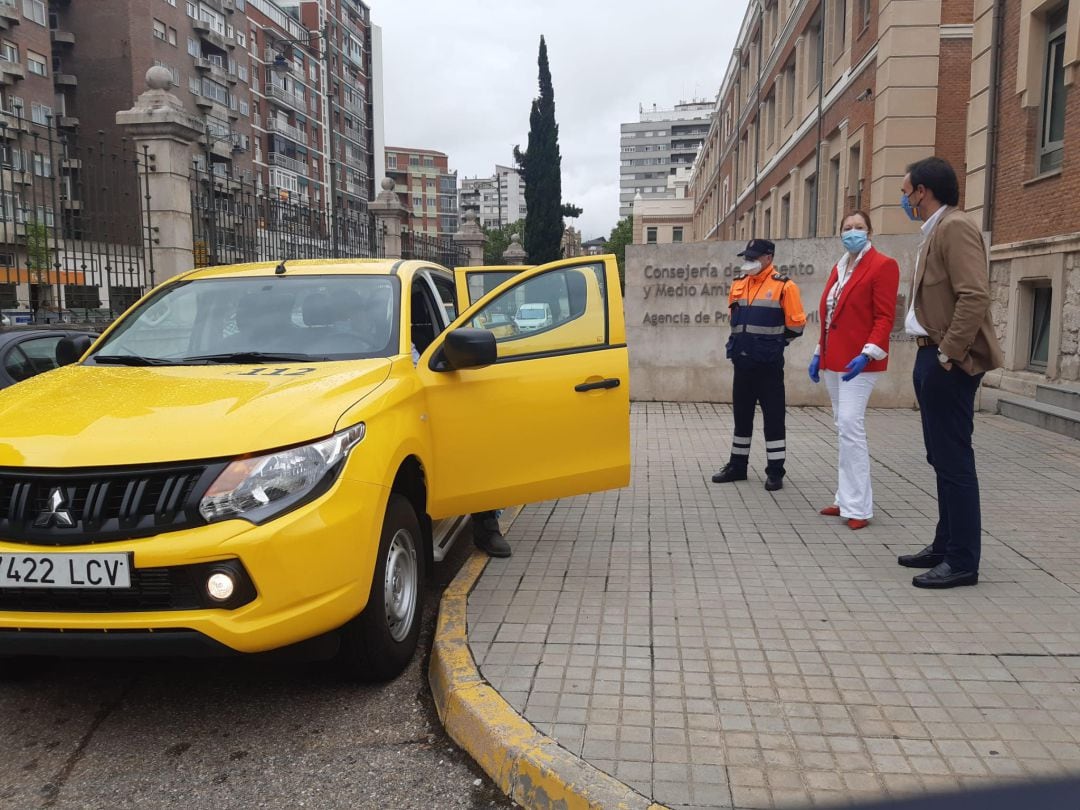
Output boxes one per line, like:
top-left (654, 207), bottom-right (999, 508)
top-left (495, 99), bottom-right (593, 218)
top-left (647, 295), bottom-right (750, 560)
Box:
top-left (369, 177), bottom-right (407, 259)
top-left (453, 208), bottom-right (486, 266)
top-left (116, 66), bottom-right (202, 284)
top-left (503, 233), bottom-right (527, 265)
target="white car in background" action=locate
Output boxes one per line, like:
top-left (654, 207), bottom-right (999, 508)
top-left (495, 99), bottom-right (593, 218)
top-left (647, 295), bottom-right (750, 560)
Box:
top-left (0, 314), bottom-right (10, 327)
top-left (514, 302), bottom-right (553, 332)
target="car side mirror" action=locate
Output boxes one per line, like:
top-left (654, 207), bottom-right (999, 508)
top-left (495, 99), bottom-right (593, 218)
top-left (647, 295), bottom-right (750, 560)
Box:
top-left (56, 334), bottom-right (94, 366)
top-left (436, 327), bottom-right (497, 371)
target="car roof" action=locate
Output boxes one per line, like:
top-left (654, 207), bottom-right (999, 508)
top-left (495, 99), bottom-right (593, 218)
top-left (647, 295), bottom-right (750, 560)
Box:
top-left (0, 327), bottom-right (98, 345)
top-left (180, 258), bottom-right (450, 281)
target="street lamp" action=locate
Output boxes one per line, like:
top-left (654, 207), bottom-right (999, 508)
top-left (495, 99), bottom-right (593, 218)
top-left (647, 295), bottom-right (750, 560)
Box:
top-left (201, 121), bottom-right (245, 266)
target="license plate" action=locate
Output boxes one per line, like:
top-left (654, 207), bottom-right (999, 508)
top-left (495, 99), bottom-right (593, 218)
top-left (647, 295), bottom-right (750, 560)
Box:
top-left (0, 552), bottom-right (132, 589)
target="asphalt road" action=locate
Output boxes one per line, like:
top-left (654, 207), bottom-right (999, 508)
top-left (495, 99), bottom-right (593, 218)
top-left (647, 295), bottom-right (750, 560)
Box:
top-left (0, 538), bottom-right (516, 810)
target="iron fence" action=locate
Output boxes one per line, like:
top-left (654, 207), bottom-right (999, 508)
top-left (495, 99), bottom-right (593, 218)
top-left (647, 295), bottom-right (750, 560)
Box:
top-left (190, 164), bottom-right (382, 267)
top-left (400, 229), bottom-right (469, 268)
top-left (0, 117), bottom-right (155, 325)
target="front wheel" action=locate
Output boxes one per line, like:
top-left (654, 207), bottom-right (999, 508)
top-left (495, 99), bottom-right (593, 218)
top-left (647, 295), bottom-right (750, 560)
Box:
top-left (338, 494), bottom-right (426, 681)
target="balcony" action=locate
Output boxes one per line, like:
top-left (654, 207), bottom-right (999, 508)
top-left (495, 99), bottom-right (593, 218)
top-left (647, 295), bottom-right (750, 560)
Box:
top-left (192, 19), bottom-right (235, 52)
top-left (56, 115), bottom-right (78, 129)
top-left (194, 57), bottom-right (235, 85)
top-left (341, 96), bottom-right (366, 120)
top-left (266, 84), bottom-right (306, 112)
top-left (60, 157), bottom-right (81, 171)
top-left (0, 111), bottom-right (28, 136)
top-left (1, 166), bottom-right (31, 186)
top-left (54, 73), bottom-right (77, 88)
top-left (0, 60), bottom-right (24, 84)
top-left (268, 152), bottom-right (308, 176)
top-left (263, 48), bottom-right (305, 79)
top-left (0, 0), bottom-right (18, 30)
top-left (267, 117), bottom-right (307, 144)
top-left (50, 29), bottom-right (75, 46)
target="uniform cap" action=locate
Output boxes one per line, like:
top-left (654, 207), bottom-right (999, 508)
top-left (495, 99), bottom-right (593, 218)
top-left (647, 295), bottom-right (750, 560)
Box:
top-left (737, 238), bottom-right (776, 260)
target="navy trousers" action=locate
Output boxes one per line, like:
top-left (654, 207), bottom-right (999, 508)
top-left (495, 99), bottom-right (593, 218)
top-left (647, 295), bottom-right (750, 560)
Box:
top-left (729, 363), bottom-right (787, 477)
top-left (912, 346), bottom-right (984, 572)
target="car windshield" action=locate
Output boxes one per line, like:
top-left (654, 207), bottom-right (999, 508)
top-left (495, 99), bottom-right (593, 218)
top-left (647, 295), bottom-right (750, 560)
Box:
top-left (518, 307), bottom-right (546, 319)
top-left (90, 275), bottom-right (400, 364)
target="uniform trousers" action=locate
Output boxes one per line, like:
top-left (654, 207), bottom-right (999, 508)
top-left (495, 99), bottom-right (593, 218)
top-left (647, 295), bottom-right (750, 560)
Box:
top-left (823, 370), bottom-right (881, 520)
top-left (729, 363), bottom-right (786, 477)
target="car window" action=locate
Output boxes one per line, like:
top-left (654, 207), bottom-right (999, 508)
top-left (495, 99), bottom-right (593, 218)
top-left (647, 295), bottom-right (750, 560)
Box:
top-left (429, 273), bottom-right (457, 324)
top-left (464, 271), bottom-right (516, 306)
top-left (410, 277), bottom-right (443, 356)
top-left (466, 264), bottom-right (607, 360)
top-left (3, 345), bottom-right (33, 382)
top-left (92, 276), bottom-right (401, 362)
top-left (17, 336), bottom-right (63, 375)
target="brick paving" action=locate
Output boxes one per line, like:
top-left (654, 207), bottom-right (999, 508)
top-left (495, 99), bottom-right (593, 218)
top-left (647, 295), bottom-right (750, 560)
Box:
top-left (467, 404), bottom-right (1080, 809)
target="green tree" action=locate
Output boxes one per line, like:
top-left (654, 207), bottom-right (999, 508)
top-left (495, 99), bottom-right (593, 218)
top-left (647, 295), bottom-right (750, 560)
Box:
top-left (513, 36), bottom-right (563, 264)
top-left (604, 215), bottom-right (633, 290)
top-left (561, 202), bottom-right (583, 219)
top-left (25, 220), bottom-right (51, 276)
top-left (482, 219), bottom-right (525, 265)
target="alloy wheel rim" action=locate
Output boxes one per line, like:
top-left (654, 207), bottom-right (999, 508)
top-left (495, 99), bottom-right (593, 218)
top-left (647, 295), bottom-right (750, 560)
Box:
top-left (384, 529), bottom-right (418, 643)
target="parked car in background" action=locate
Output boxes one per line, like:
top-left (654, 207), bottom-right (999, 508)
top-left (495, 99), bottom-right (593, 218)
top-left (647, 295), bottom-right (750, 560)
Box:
top-left (0, 314), bottom-right (9, 327)
top-left (515, 302), bottom-right (554, 331)
top-left (0, 325), bottom-right (100, 390)
top-left (0, 256), bottom-right (630, 681)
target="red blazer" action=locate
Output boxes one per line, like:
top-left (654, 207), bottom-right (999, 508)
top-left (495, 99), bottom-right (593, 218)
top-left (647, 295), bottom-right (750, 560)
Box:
top-left (817, 246), bottom-right (900, 373)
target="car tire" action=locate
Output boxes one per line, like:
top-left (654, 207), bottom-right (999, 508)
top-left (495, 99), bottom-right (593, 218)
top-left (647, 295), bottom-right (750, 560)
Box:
top-left (338, 493), bottom-right (426, 682)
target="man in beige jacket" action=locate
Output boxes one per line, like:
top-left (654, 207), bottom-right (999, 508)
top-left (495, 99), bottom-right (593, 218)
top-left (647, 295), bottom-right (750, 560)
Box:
top-left (896, 157), bottom-right (1003, 589)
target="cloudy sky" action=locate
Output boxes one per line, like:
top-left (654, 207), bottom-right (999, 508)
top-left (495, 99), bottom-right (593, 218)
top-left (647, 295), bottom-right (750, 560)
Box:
top-left (374, 1), bottom-right (741, 241)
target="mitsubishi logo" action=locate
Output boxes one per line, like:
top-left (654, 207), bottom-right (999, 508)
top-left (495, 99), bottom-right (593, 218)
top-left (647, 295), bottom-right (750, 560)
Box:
top-left (33, 488), bottom-right (76, 529)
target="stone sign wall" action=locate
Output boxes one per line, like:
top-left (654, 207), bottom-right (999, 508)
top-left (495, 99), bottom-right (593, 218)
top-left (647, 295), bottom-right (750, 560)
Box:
top-left (626, 236), bottom-right (924, 406)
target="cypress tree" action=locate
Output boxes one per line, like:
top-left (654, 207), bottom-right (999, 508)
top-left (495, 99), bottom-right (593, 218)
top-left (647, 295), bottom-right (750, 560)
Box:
top-left (515, 36), bottom-right (563, 264)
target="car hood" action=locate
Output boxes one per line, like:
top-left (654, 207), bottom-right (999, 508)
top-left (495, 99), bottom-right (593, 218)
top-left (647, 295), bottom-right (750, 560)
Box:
top-left (0, 360), bottom-right (393, 468)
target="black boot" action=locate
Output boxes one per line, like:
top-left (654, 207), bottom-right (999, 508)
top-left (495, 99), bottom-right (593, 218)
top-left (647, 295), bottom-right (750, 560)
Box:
top-left (472, 512), bottom-right (511, 558)
top-left (711, 464), bottom-right (748, 483)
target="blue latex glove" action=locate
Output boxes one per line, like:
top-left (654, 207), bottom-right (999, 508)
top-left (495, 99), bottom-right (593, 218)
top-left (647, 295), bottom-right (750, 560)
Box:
top-left (842, 353), bottom-right (870, 381)
top-left (808, 355), bottom-right (820, 383)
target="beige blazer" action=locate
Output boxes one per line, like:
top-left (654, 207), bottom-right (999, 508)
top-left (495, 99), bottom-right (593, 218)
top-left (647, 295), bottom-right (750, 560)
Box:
top-left (911, 208), bottom-right (1003, 376)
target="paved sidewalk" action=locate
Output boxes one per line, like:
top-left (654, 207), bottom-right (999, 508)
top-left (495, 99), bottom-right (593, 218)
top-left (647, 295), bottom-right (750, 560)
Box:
top-left (467, 404), bottom-right (1080, 809)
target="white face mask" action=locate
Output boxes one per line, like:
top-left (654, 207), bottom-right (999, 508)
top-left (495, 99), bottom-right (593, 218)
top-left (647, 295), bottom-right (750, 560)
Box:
top-left (741, 260), bottom-right (762, 273)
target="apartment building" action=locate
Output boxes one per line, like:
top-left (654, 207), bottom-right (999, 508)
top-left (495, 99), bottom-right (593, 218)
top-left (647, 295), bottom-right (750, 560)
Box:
top-left (287, 0), bottom-right (377, 213)
top-left (459, 164), bottom-right (526, 229)
top-left (965, 0), bottom-right (1079, 389)
top-left (689, 0), bottom-right (973, 242)
top-left (385, 147), bottom-right (458, 237)
top-left (619, 101), bottom-right (712, 218)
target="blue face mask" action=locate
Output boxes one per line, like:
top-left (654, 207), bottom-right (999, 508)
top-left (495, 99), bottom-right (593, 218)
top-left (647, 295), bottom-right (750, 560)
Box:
top-left (842, 230), bottom-right (869, 253)
top-left (901, 193), bottom-right (920, 221)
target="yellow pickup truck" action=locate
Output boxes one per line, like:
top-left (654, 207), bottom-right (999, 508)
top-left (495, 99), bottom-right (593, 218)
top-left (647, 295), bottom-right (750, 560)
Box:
top-left (0, 256), bottom-right (629, 680)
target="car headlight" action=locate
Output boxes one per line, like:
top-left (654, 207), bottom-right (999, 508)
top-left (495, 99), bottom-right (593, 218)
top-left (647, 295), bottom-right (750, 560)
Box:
top-left (199, 424), bottom-right (365, 524)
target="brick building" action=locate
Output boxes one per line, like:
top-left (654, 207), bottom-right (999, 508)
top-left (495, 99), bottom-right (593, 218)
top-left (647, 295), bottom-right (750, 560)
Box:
top-left (688, 0), bottom-right (974, 243)
top-left (384, 146), bottom-right (458, 237)
top-left (965, 0), bottom-right (1079, 390)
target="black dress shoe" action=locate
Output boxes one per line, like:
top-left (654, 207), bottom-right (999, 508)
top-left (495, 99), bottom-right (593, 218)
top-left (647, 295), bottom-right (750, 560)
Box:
top-left (898, 545), bottom-right (945, 568)
top-left (912, 562), bottom-right (978, 589)
top-left (473, 514), bottom-right (511, 558)
top-left (711, 464), bottom-right (747, 483)
top-left (764, 475), bottom-right (783, 491)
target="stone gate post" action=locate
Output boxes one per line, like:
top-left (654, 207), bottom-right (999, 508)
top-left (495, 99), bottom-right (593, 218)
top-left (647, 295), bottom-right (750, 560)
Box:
top-left (453, 208), bottom-right (485, 266)
top-left (116, 67), bottom-right (202, 284)
top-left (369, 178), bottom-right (407, 259)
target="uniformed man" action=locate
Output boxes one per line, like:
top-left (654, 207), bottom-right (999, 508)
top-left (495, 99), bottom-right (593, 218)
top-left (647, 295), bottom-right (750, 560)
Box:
top-left (712, 238), bottom-right (806, 491)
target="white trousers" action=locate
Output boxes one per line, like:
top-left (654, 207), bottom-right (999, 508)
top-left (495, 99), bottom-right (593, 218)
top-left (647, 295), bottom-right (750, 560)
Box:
top-left (823, 370), bottom-right (881, 520)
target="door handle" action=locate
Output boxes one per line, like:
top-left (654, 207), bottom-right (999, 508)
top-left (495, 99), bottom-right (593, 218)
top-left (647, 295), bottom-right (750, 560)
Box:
top-left (575, 378), bottom-right (621, 392)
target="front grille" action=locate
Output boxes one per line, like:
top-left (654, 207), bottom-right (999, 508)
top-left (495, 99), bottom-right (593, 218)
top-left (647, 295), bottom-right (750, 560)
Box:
top-left (0, 559), bottom-right (256, 612)
top-left (0, 463), bottom-right (226, 546)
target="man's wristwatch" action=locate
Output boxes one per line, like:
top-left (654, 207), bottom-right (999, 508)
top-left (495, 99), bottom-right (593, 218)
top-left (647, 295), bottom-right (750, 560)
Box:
top-left (937, 350), bottom-right (951, 365)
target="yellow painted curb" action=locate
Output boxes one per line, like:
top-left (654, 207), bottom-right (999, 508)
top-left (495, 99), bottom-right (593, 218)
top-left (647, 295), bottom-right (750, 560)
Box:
top-left (429, 509), bottom-right (670, 810)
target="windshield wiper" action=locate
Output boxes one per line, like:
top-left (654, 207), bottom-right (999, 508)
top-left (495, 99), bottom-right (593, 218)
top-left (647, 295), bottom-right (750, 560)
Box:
top-left (178, 352), bottom-right (327, 364)
top-left (92, 354), bottom-right (176, 366)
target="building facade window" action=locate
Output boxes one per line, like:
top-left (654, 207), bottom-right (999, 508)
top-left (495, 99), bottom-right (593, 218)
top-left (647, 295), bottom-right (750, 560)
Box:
top-left (646, 226), bottom-right (657, 244)
top-left (1, 41), bottom-right (17, 63)
top-left (153, 18), bottom-right (168, 41)
top-left (27, 51), bottom-right (46, 76)
top-left (1039, 6), bottom-right (1068, 174)
top-left (673, 226), bottom-right (684, 243)
top-left (22, 0), bottom-right (45, 26)
top-left (1027, 284), bottom-right (1053, 370)
top-left (30, 101), bottom-right (50, 125)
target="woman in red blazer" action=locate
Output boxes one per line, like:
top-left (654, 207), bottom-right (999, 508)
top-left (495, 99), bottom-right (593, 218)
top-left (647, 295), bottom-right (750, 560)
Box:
top-left (808, 211), bottom-right (900, 529)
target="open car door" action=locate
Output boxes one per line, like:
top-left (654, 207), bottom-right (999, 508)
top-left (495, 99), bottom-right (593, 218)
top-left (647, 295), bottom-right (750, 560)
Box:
top-left (420, 255), bottom-right (629, 519)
